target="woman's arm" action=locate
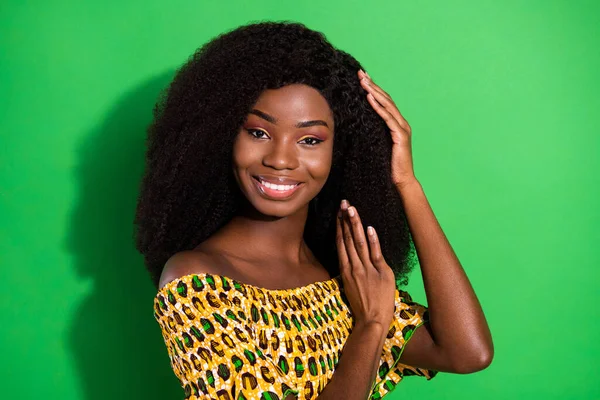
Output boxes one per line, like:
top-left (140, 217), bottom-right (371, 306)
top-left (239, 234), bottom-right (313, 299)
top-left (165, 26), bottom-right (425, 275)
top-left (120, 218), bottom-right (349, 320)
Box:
top-left (395, 180), bottom-right (493, 373)
top-left (309, 321), bottom-right (387, 400)
top-left (358, 69), bottom-right (493, 373)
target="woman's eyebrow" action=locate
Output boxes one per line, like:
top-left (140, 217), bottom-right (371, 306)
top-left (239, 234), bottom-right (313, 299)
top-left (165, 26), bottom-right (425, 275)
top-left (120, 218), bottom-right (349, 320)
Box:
top-left (250, 109), bottom-right (329, 128)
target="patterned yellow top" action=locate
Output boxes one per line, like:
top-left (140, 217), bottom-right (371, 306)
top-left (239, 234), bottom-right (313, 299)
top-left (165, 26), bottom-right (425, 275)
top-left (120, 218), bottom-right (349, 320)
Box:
top-left (153, 273), bottom-right (437, 400)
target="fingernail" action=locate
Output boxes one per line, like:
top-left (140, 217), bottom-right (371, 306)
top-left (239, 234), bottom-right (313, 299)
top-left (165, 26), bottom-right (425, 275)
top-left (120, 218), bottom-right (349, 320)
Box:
top-left (367, 226), bottom-right (374, 236)
top-left (341, 199), bottom-right (348, 209)
top-left (348, 207), bottom-right (355, 217)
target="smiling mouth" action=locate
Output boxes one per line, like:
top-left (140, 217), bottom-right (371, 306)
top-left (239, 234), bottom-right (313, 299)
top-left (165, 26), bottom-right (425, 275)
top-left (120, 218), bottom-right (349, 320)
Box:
top-left (252, 176), bottom-right (303, 199)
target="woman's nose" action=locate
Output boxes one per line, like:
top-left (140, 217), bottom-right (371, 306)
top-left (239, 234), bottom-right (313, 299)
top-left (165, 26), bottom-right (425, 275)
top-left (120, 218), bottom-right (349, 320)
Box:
top-left (262, 139), bottom-right (299, 170)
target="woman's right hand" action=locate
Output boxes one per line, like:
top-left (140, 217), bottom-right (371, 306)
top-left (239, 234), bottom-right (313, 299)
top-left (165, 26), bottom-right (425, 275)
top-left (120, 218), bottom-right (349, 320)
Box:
top-left (336, 199), bottom-right (397, 329)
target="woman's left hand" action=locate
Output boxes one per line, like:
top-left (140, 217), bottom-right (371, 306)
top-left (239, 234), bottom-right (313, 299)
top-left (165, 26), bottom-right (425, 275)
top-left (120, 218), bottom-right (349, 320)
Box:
top-left (358, 69), bottom-right (417, 189)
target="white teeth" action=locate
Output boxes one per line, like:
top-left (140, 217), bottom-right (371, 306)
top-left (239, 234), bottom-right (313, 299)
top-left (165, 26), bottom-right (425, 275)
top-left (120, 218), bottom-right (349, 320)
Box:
top-left (260, 180), bottom-right (297, 191)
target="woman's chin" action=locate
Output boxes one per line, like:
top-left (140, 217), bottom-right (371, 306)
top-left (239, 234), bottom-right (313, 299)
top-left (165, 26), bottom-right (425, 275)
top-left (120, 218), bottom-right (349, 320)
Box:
top-left (246, 199), bottom-right (308, 219)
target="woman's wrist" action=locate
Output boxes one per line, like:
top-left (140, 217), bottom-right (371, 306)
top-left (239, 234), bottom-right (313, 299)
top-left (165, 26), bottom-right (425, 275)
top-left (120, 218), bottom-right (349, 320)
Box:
top-left (394, 178), bottom-right (422, 195)
top-left (353, 319), bottom-right (389, 339)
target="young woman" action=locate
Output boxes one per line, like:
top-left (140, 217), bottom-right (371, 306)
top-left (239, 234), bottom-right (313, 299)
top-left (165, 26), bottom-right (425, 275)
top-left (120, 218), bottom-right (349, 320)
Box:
top-left (134, 21), bottom-right (493, 400)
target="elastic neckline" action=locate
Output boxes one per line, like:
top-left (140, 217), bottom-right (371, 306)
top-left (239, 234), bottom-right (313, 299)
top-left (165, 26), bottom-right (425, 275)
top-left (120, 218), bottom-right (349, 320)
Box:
top-left (156, 272), bottom-right (342, 298)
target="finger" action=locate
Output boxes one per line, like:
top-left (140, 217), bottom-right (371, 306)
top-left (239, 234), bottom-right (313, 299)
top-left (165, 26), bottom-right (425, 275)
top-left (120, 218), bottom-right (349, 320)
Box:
top-left (341, 203), bottom-right (364, 274)
top-left (358, 69), bottom-right (375, 81)
top-left (367, 93), bottom-right (407, 134)
top-left (361, 78), bottom-right (411, 132)
top-left (366, 226), bottom-right (386, 271)
top-left (346, 206), bottom-right (372, 268)
top-left (336, 207), bottom-right (350, 275)
top-left (360, 76), bottom-right (392, 102)
top-left (362, 81), bottom-right (408, 129)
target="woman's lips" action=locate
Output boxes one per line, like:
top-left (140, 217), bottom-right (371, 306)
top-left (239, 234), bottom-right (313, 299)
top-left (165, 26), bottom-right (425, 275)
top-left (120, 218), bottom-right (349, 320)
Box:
top-left (254, 174), bottom-right (302, 185)
top-left (252, 176), bottom-right (302, 199)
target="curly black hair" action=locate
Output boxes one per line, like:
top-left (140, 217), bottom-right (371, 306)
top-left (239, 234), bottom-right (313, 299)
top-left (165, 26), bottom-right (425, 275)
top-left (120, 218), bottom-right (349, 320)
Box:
top-left (134, 21), bottom-right (417, 288)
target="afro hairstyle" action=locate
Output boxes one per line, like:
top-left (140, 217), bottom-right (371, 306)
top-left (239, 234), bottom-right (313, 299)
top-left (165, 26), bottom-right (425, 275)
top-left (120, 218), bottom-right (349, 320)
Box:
top-left (134, 21), bottom-right (417, 288)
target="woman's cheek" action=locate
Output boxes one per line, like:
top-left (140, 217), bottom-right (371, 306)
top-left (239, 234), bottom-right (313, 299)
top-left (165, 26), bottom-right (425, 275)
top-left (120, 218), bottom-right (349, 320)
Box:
top-left (304, 148), bottom-right (333, 180)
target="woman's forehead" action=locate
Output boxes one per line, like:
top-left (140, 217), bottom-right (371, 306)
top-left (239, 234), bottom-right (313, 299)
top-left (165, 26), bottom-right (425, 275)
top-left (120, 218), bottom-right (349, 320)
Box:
top-left (249, 84), bottom-right (334, 127)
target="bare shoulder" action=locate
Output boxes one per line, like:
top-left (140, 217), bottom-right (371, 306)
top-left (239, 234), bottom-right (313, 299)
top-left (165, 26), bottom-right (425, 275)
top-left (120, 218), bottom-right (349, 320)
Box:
top-left (158, 250), bottom-right (222, 290)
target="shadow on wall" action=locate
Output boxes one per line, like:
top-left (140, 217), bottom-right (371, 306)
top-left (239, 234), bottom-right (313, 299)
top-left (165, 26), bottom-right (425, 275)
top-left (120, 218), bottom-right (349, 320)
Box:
top-left (65, 71), bottom-right (184, 399)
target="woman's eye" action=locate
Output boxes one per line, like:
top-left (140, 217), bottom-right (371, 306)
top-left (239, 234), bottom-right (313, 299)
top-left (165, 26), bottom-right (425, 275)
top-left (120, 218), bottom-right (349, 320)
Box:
top-left (299, 137), bottom-right (323, 146)
top-left (246, 129), bottom-right (322, 145)
top-left (247, 129), bottom-right (269, 139)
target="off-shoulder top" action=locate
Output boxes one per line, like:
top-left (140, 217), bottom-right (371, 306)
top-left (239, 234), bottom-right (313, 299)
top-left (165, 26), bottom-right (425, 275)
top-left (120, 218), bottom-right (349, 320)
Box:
top-left (153, 273), bottom-right (437, 400)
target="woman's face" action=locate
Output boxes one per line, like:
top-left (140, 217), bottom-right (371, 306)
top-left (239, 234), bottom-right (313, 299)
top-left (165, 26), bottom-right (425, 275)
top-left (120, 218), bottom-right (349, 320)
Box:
top-left (233, 83), bottom-right (335, 218)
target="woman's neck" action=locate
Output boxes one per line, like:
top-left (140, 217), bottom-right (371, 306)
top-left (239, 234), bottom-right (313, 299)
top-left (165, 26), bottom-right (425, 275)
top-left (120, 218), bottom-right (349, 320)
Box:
top-left (213, 205), bottom-right (313, 267)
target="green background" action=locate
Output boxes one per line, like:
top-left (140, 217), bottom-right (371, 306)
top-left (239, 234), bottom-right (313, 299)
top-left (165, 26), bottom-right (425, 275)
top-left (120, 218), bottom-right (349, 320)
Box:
top-left (1, 1), bottom-right (598, 399)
